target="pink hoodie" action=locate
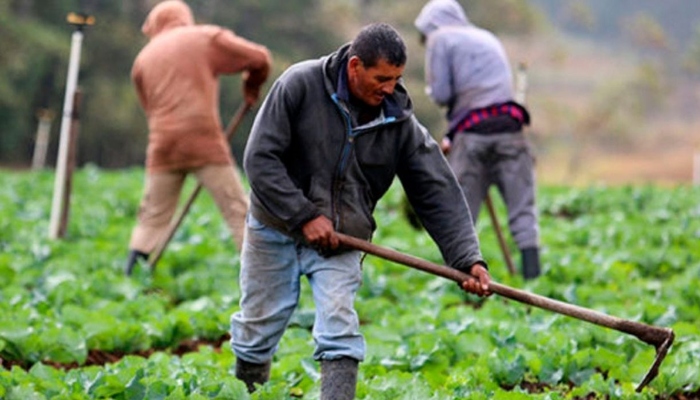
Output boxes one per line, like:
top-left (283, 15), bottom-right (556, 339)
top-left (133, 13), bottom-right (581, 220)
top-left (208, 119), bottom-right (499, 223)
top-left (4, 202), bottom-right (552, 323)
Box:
top-left (133, 0), bottom-right (271, 172)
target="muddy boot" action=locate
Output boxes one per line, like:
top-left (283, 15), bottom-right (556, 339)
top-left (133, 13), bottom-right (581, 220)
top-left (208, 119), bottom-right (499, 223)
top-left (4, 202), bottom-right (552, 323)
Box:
top-left (235, 358), bottom-right (270, 393)
top-left (521, 247), bottom-right (541, 280)
top-left (125, 250), bottom-right (149, 276)
top-left (320, 357), bottom-right (358, 400)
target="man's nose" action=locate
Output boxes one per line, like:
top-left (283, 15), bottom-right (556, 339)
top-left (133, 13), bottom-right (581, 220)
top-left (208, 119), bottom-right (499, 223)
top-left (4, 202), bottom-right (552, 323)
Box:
top-left (381, 82), bottom-right (396, 95)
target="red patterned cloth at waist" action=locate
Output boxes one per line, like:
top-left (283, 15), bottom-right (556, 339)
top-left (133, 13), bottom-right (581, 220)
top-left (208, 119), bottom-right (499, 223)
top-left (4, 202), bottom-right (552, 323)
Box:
top-left (454, 101), bottom-right (529, 133)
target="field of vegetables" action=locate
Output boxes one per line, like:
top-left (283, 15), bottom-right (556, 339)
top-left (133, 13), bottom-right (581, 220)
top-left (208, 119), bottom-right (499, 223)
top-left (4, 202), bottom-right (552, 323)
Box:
top-left (0, 166), bottom-right (699, 399)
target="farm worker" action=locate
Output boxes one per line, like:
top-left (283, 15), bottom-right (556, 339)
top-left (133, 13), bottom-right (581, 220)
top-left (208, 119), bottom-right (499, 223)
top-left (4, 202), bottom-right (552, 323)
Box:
top-left (124, 0), bottom-right (271, 275)
top-left (230, 22), bottom-right (491, 399)
top-left (415, 0), bottom-right (542, 279)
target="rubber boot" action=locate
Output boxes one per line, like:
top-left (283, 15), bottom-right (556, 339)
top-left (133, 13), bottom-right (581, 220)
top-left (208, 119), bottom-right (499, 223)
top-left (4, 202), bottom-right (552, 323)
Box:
top-left (320, 357), bottom-right (358, 400)
top-left (235, 358), bottom-right (271, 393)
top-left (521, 247), bottom-right (541, 280)
top-left (124, 249), bottom-right (149, 276)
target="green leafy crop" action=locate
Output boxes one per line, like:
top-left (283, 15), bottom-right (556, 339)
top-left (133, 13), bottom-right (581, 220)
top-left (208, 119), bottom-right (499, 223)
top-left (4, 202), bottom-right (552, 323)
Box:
top-left (0, 169), bottom-right (698, 399)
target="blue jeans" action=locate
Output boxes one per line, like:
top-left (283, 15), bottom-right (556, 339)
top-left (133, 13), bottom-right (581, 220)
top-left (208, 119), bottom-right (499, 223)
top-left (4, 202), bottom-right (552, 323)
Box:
top-left (230, 214), bottom-right (365, 364)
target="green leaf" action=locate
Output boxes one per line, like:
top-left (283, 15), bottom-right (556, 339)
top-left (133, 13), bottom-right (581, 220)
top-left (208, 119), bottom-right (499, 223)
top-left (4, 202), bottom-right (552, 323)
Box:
top-left (164, 385), bottom-right (187, 400)
top-left (488, 349), bottom-right (527, 387)
top-left (6, 383), bottom-right (47, 400)
top-left (125, 368), bottom-right (147, 400)
top-left (42, 327), bottom-right (87, 364)
top-left (28, 363), bottom-right (66, 397)
top-left (0, 264), bottom-right (16, 288)
top-left (143, 381), bottom-right (171, 400)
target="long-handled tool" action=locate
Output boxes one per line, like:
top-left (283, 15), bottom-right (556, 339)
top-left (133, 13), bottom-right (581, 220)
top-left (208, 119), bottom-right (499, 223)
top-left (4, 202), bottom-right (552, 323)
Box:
top-left (484, 192), bottom-right (516, 275)
top-left (483, 61), bottom-right (531, 276)
top-left (336, 233), bottom-right (674, 392)
top-left (148, 103), bottom-right (252, 270)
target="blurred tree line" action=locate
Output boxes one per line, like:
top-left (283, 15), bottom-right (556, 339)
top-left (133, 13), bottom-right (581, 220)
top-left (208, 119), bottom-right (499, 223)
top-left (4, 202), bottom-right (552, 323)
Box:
top-left (0, 0), bottom-right (346, 168)
top-left (1, 0), bottom-right (698, 170)
top-left (0, 0), bottom-right (543, 169)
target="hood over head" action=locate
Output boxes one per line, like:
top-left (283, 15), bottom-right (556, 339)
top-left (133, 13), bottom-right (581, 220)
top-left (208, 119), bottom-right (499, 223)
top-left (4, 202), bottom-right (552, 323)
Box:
top-left (142, 0), bottom-right (195, 39)
top-left (414, 0), bottom-right (470, 35)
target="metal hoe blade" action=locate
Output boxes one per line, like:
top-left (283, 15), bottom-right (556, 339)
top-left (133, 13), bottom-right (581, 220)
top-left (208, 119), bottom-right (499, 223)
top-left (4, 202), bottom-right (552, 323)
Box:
top-left (636, 330), bottom-right (674, 392)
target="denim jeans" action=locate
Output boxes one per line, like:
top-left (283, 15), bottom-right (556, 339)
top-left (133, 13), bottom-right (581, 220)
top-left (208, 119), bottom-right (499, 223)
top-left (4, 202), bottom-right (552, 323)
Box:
top-left (230, 214), bottom-right (365, 364)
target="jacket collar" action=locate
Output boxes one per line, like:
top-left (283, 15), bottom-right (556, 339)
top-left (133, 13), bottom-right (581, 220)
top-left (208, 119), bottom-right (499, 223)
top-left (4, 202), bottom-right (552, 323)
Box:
top-left (324, 44), bottom-right (412, 121)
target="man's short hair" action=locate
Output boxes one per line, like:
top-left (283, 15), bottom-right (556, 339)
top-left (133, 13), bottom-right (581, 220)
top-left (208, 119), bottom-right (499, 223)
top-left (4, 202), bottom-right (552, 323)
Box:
top-left (349, 23), bottom-right (407, 68)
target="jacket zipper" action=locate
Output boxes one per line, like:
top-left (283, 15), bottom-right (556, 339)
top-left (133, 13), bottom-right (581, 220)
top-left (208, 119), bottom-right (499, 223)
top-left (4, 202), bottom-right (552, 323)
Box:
top-left (329, 93), bottom-right (397, 229)
top-left (331, 94), bottom-right (355, 228)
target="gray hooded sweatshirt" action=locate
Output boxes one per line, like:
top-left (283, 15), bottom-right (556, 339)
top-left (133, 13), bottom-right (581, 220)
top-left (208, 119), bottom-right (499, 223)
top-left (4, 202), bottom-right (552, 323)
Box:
top-left (414, 0), bottom-right (514, 124)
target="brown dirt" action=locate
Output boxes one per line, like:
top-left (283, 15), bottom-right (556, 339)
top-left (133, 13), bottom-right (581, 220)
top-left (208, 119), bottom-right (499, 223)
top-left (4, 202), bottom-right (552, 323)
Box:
top-left (0, 333), bottom-right (231, 371)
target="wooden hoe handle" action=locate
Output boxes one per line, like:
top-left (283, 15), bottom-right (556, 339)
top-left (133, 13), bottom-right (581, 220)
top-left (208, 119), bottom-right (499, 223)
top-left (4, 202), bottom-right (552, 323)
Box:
top-left (335, 233), bottom-right (674, 392)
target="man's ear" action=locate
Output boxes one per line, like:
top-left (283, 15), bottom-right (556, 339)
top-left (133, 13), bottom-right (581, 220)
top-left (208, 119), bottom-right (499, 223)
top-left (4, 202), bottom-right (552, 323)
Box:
top-left (347, 56), bottom-right (362, 81)
top-left (348, 56), bottom-right (361, 71)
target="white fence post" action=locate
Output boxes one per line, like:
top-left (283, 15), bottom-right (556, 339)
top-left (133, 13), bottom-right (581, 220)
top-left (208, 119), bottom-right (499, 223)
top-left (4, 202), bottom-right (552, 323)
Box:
top-left (31, 109), bottom-right (54, 170)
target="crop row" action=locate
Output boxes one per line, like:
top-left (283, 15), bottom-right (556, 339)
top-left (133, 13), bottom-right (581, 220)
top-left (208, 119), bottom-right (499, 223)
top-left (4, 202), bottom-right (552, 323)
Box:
top-left (0, 168), bottom-right (699, 399)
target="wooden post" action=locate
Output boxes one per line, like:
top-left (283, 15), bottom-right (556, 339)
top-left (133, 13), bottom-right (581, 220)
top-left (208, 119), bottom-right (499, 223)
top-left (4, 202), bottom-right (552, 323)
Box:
top-left (31, 109), bottom-right (55, 170)
top-left (54, 89), bottom-right (82, 238)
top-left (49, 24), bottom-right (85, 239)
top-left (485, 192), bottom-right (516, 275)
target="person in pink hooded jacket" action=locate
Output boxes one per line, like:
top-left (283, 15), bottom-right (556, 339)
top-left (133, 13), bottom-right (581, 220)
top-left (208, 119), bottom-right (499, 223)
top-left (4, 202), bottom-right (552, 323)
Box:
top-left (125, 0), bottom-right (271, 275)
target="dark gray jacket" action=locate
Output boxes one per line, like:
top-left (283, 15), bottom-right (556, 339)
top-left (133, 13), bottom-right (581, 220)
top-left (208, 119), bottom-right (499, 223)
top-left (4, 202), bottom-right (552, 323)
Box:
top-left (243, 43), bottom-right (485, 272)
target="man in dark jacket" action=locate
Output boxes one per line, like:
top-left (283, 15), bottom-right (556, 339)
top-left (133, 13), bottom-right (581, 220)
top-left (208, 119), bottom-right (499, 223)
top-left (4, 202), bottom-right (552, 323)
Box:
top-left (230, 23), bottom-right (490, 399)
top-left (415, 0), bottom-right (542, 279)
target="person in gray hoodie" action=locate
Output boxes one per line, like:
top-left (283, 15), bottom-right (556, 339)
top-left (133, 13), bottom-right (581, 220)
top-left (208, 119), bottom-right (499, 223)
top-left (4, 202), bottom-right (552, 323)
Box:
top-left (230, 23), bottom-right (491, 399)
top-left (415, 0), bottom-right (541, 279)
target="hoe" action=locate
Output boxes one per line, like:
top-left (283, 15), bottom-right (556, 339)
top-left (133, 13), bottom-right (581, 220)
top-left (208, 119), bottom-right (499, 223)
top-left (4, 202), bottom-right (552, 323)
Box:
top-left (336, 233), bottom-right (675, 392)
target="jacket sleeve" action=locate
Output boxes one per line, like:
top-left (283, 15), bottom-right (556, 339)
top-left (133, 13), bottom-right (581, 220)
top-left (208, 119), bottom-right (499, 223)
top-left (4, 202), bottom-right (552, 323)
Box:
top-left (243, 76), bottom-right (320, 231)
top-left (211, 28), bottom-right (272, 91)
top-left (425, 34), bottom-right (454, 107)
top-left (131, 61), bottom-right (148, 112)
top-left (397, 117), bottom-right (486, 273)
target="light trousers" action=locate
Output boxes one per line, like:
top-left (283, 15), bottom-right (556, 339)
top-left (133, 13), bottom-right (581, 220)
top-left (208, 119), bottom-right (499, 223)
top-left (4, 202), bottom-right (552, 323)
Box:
top-left (129, 164), bottom-right (248, 253)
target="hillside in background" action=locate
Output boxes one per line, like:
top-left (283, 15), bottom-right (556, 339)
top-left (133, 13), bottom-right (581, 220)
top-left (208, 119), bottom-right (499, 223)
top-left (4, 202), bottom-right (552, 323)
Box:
top-left (530, 0), bottom-right (700, 49)
top-left (499, 0), bottom-right (700, 185)
top-left (501, 32), bottom-right (700, 185)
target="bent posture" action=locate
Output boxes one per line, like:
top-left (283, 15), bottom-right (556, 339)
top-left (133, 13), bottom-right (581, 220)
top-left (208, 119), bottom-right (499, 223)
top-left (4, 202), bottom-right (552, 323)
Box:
top-left (415, 0), bottom-right (542, 279)
top-left (231, 23), bottom-right (491, 399)
top-left (125, 0), bottom-right (271, 274)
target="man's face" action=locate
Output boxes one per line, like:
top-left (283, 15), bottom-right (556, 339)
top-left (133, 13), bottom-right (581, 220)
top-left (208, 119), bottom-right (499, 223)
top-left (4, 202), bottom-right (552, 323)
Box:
top-left (347, 55), bottom-right (405, 107)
